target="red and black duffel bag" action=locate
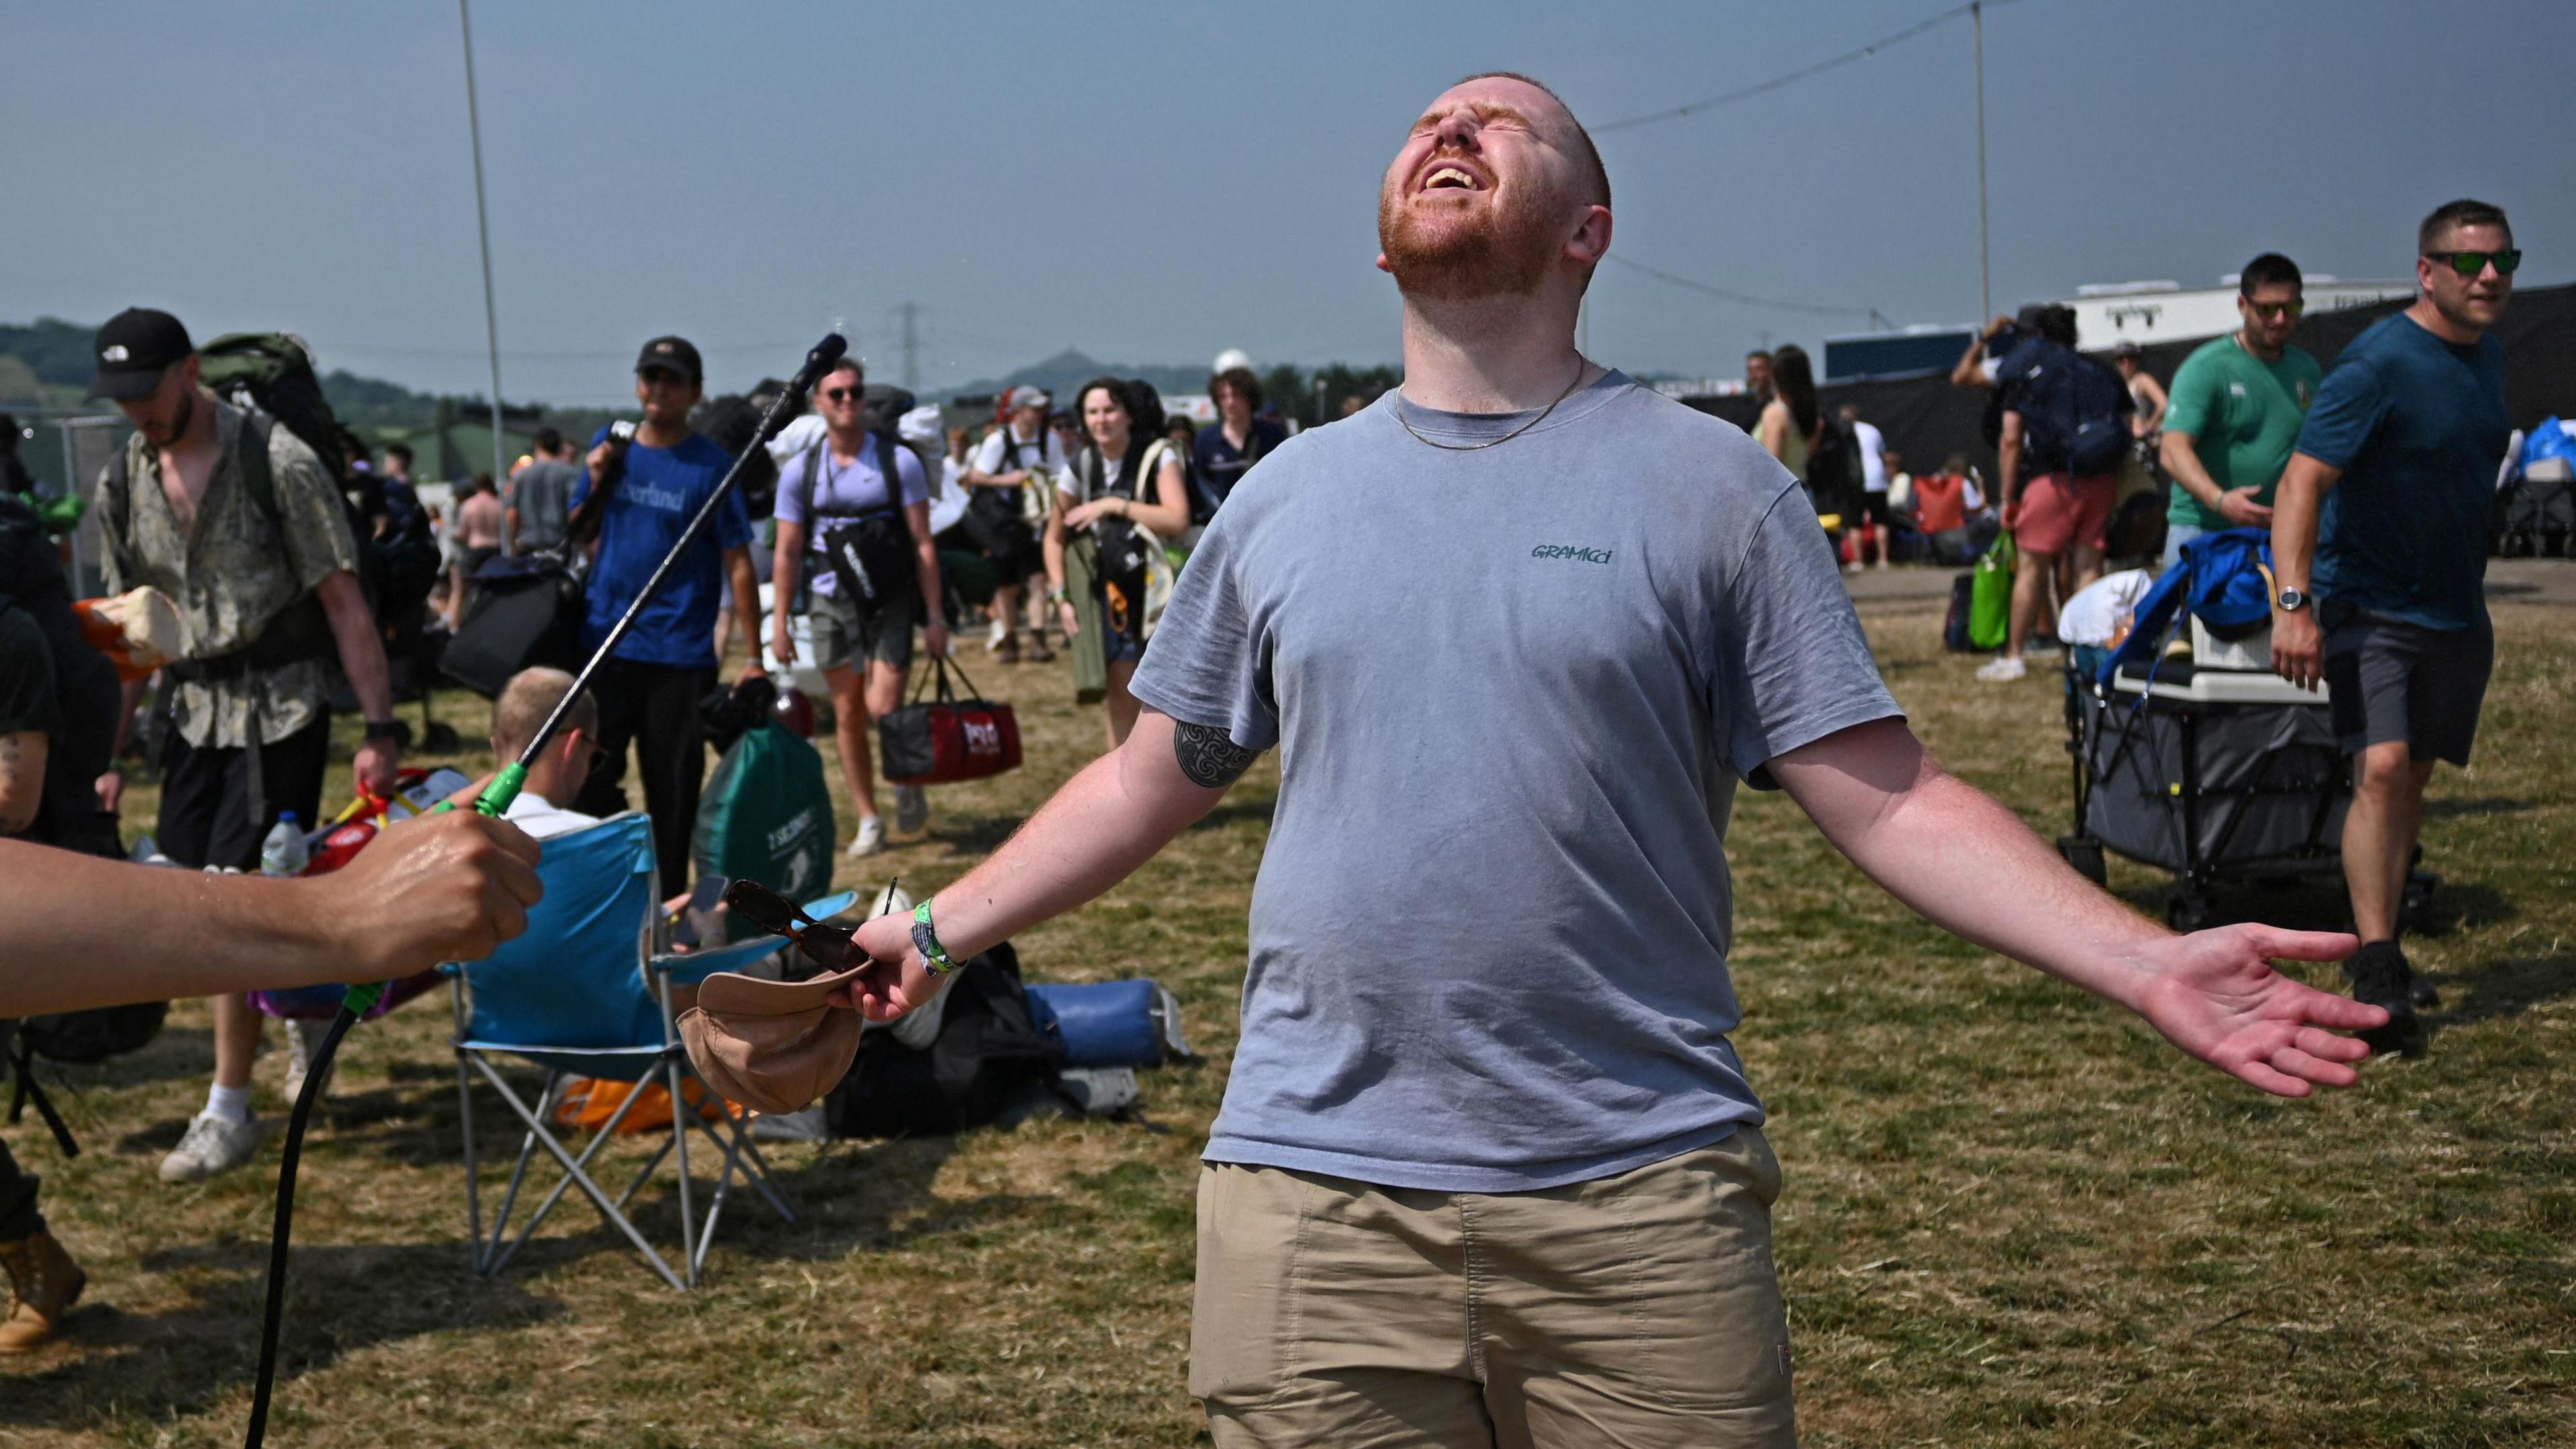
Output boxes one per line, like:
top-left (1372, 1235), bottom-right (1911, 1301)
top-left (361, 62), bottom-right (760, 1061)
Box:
top-left (878, 657), bottom-right (1022, 785)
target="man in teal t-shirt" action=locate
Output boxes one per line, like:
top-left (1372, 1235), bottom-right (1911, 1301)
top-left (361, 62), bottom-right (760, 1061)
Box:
top-left (2157, 252), bottom-right (2322, 568)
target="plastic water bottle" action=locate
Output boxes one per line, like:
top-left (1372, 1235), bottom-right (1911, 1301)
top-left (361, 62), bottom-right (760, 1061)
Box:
top-left (260, 812), bottom-right (310, 878)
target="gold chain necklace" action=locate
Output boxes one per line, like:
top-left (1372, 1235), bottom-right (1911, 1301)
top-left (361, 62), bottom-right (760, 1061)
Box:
top-left (1391, 358), bottom-right (1591, 451)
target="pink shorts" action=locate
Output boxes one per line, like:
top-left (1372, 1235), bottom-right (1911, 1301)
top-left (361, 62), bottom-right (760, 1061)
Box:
top-left (2015, 471), bottom-right (2116, 556)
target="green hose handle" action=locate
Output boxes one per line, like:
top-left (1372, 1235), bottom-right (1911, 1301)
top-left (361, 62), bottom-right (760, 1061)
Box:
top-left (340, 762), bottom-right (529, 1018)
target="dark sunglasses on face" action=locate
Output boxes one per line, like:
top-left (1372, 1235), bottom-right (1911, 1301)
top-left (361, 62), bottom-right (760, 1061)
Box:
top-left (822, 386), bottom-right (862, 402)
top-left (721, 877), bottom-right (863, 978)
top-left (2424, 248), bottom-right (2522, 277)
top-left (2247, 299), bottom-right (2304, 321)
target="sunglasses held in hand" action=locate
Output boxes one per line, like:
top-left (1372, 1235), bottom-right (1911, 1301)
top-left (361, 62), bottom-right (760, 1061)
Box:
top-left (722, 877), bottom-right (864, 979)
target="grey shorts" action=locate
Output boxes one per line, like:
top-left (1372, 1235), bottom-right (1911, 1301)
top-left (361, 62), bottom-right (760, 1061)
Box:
top-left (810, 586), bottom-right (916, 674)
top-left (2322, 610), bottom-right (2493, 766)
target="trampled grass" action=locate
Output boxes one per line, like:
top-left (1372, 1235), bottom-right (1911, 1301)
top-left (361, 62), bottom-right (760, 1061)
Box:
top-left (5, 595), bottom-right (2571, 1447)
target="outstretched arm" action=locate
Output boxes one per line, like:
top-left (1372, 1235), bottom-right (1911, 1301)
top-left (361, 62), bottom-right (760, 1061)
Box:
top-left (0, 812), bottom-right (544, 1018)
top-left (837, 708), bottom-right (1249, 1019)
top-left (1770, 717), bottom-right (2384, 1096)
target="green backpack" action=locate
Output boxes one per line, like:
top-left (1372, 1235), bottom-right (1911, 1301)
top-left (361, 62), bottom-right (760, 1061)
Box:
top-left (692, 722), bottom-right (836, 914)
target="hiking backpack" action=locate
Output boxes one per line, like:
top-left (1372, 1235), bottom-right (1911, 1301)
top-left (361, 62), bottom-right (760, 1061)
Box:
top-left (2002, 339), bottom-right (2133, 478)
top-left (99, 333), bottom-right (443, 642)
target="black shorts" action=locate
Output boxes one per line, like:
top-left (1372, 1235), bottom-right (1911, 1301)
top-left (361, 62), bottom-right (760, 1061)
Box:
top-left (2322, 610), bottom-right (2493, 766)
top-left (1859, 490), bottom-right (1896, 527)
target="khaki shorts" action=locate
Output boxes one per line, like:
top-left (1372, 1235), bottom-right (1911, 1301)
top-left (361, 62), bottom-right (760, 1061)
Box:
top-left (1191, 1127), bottom-right (1796, 1449)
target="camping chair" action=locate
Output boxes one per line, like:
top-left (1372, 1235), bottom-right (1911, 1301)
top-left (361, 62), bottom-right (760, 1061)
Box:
top-left (447, 812), bottom-right (857, 1289)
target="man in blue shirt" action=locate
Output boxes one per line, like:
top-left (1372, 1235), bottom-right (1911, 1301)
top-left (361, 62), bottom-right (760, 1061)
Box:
top-left (2271, 199), bottom-right (2518, 1058)
top-left (570, 335), bottom-right (766, 890)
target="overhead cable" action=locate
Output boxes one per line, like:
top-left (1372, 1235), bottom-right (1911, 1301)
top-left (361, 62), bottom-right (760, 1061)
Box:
top-left (1606, 255), bottom-right (1888, 326)
top-left (1595, 0), bottom-right (2008, 134)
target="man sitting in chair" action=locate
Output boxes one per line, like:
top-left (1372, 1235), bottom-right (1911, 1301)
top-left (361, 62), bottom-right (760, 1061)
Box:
top-left (447, 667), bottom-right (604, 844)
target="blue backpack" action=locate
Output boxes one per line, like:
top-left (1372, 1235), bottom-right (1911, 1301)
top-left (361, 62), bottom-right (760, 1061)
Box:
top-left (2097, 527), bottom-right (2276, 686)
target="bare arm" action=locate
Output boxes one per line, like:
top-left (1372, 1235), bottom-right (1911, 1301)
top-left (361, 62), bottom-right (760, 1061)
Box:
top-left (317, 568), bottom-right (398, 794)
top-left (0, 730), bottom-right (47, 835)
top-left (1770, 717), bottom-right (2381, 1096)
top-left (1133, 454), bottom-right (1193, 539)
top-left (724, 543), bottom-right (765, 679)
top-left (0, 812), bottom-right (545, 1018)
top-left (1997, 411), bottom-right (2024, 511)
top-left (906, 500), bottom-right (949, 657)
top-left (1951, 315), bottom-right (2015, 388)
top-left (769, 519), bottom-right (806, 667)
top-left (2267, 452), bottom-right (2341, 690)
top-left (839, 708), bottom-right (1241, 1017)
top-left (1042, 486), bottom-right (1077, 637)
top-left (2134, 374), bottom-right (2169, 433)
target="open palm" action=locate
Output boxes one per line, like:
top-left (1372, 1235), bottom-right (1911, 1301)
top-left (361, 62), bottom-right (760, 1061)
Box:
top-left (2131, 924), bottom-right (2387, 1096)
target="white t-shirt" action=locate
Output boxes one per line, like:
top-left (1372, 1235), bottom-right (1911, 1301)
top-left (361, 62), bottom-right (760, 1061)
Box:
top-left (503, 791), bottom-right (604, 842)
top-left (971, 426), bottom-right (1067, 480)
top-left (975, 426), bottom-right (1067, 527)
top-left (1854, 420), bottom-right (1888, 494)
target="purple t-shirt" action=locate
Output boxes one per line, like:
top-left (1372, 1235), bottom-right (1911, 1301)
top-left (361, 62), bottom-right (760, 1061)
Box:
top-left (775, 433), bottom-right (927, 597)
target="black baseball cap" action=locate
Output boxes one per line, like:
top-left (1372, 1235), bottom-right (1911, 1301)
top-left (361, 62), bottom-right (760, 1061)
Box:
top-left (89, 308), bottom-right (195, 400)
top-left (635, 335), bottom-right (703, 383)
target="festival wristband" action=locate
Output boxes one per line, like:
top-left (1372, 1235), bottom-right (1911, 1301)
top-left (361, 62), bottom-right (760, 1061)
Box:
top-left (911, 899), bottom-right (959, 976)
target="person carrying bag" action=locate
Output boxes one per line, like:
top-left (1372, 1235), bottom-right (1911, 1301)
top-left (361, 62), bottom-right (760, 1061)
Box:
top-left (1042, 378), bottom-right (1191, 750)
top-left (769, 356), bottom-right (948, 858)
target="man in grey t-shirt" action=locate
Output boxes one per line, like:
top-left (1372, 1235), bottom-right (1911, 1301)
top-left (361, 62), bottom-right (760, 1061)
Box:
top-left (834, 72), bottom-right (2386, 1449)
top-left (505, 427), bottom-right (580, 553)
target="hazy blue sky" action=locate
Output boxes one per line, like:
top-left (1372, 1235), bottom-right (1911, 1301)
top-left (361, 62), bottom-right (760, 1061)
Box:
top-left (8, 0), bottom-right (2566, 405)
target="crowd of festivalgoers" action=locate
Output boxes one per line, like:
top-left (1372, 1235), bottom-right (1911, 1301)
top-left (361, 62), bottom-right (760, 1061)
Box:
top-left (0, 187), bottom-right (2527, 1362)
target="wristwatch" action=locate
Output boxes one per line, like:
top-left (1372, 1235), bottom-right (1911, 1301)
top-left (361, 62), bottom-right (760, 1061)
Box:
top-left (2275, 586), bottom-right (2311, 613)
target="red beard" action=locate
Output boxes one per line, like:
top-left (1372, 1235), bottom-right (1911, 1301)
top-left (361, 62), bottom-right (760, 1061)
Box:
top-left (1377, 166), bottom-right (1559, 301)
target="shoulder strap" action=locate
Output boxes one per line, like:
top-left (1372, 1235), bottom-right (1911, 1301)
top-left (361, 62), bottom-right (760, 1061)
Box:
top-left (874, 431), bottom-right (909, 511)
top-left (797, 435), bottom-right (825, 521)
top-left (237, 412), bottom-right (279, 525)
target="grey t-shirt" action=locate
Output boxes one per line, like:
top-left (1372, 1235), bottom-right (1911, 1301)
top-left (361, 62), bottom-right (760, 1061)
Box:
top-left (508, 458), bottom-right (581, 552)
top-left (1130, 372), bottom-right (1901, 1193)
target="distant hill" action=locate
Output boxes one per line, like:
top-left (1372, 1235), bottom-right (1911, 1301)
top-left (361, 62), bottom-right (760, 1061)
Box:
top-left (0, 316), bottom-right (519, 429)
top-left (941, 349), bottom-right (1213, 405)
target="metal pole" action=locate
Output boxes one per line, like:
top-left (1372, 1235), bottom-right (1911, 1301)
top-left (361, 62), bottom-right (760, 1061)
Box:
top-left (1972, 0), bottom-right (1991, 322)
top-left (460, 0), bottom-right (507, 492)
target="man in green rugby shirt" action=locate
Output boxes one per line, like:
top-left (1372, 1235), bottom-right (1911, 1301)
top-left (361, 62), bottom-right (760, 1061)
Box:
top-left (2157, 253), bottom-right (2322, 568)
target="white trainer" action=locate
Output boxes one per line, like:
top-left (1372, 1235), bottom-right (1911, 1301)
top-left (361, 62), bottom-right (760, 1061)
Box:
top-left (846, 814), bottom-right (887, 858)
top-left (1976, 655), bottom-right (2030, 682)
top-left (279, 1018), bottom-right (334, 1104)
top-left (158, 1112), bottom-right (263, 1184)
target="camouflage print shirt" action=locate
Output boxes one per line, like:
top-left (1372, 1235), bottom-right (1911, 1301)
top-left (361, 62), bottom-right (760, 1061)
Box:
top-left (99, 398), bottom-right (362, 749)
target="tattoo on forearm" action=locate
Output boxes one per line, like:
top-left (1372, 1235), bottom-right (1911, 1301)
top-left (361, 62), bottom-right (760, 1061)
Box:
top-left (1173, 721), bottom-right (1258, 788)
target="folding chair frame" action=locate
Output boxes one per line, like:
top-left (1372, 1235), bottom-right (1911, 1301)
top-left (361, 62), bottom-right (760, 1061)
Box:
top-left (449, 855), bottom-right (809, 1291)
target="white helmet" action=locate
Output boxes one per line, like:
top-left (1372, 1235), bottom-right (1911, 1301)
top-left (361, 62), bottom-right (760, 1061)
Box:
top-left (1212, 347), bottom-right (1254, 377)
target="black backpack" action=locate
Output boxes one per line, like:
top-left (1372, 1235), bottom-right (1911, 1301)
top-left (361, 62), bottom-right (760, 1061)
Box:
top-left (1805, 415), bottom-right (1866, 523)
top-left (796, 430), bottom-right (918, 613)
top-left (2004, 339), bottom-right (2133, 477)
top-left (824, 942), bottom-right (1067, 1138)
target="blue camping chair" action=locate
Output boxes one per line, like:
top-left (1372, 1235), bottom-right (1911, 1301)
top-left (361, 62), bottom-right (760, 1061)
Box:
top-left (445, 812), bottom-right (857, 1289)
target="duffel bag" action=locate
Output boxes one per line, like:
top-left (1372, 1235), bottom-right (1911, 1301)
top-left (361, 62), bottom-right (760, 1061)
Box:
top-left (878, 657), bottom-right (1021, 785)
top-left (444, 552), bottom-right (584, 698)
top-left (1021, 979), bottom-right (1189, 1069)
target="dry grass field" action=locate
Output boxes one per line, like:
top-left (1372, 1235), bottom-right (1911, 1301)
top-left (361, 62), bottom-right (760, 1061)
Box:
top-left (5, 592), bottom-right (2571, 1447)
